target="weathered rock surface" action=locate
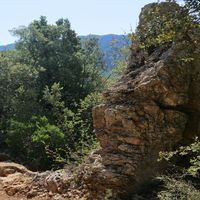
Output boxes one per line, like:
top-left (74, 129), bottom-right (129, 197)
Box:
top-left (0, 161), bottom-right (104, 199)
top-left (89, 4), bottom-right (200, 198)
top-left (0, 162), bottom-right (77, 199)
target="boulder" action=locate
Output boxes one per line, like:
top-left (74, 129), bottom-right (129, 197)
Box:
top-left (90, 2), bottom-right (200, 197)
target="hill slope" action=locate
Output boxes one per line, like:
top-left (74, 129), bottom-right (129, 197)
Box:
top-left (80, 34), bottom-right (129, 70)
top-left (0, 34), bottom-right (129, 70)
top-left (0, 44), bottom-right (14, 51)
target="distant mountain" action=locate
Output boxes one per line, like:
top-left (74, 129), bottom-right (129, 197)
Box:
top-left (0, 44), bottom-right (14, 51)
top-left (0, 34), bottom-right (129, 70)
top-left (80, 34), bottom-right (129, 70)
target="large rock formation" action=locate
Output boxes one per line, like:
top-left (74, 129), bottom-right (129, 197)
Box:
top-left (89, 2), bottom-right (200, 198)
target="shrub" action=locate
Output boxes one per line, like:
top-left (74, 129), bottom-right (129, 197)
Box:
top-left (61, 92), bottom-right (102, 162)
top-left (6, 116), bottom-right (66, 170)
top-left (5, 92), bottom-right (102, 170)
top-left (157, 137), bottom-right (200, 199)
top-left (32, 116), bottom-right (64, 147)
top-left (159, 137), bottom-right (200, 177)
top-left (157, 176), bottom-right (200, 200)
top-left (6, 119), bottom-right (34, 157)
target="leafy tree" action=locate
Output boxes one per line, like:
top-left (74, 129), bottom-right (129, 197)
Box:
top-left (81, 36), bottom-right (107, 95)
top-left (12, 17), bottom-right (106, 108)
top-left (0, 17), bottom-right (107, 169)
top-left (106, 35), bottom-right (131, 87)
top-left (0, 52), bottom-right (39, 148)
top-left (42, 82), bottom-right (65, 123)
top-left (12, 16), bottom-right (86, 105)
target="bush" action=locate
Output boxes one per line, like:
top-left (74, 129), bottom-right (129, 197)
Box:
top-left (159, 137), bottom-right (200, 177)
top-left (61, 92), bottom-right (102, 162)
top-left (157, 137), bottom-right (200, 200)
top-left (6, 119), bottom-right (34, 157)
top-left (157, 176), bottom-right (200, 200)
top-left (32, 116), bottom-right (64, 147)
top-left (6, 116), bottom-right (66, 170)
top-left (5, 92), bottom-right (102, 170)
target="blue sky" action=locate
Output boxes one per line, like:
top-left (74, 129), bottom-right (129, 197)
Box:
top-left (1, 0), bottom-right (156, 45)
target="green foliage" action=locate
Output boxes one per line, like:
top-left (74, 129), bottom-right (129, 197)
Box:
top-left (42, 82), bottom-right (65, 122)
top-left (6, 116), bottom-right (65, 170)
top-left (159, 137), bottom-right (200, 177)
top-left (12, 17), bottom-right (105, 106)
top-left (0, 52), bottom-right (39, 121)
top-left (108, 59), bottom-right (127, 86)
top-left (6, 119), bottom-right (34, 155)
top-left (82, 36), bottom-right (106, 70)
top-left (0, 16), bottom-right (106, 169)
top-left (136, 2), bottom-right (182, 48)
top-left (4, 92), bottom-right (102, 170)
top-left (107, 34), bottom-right (131, 87)
top-left (157, 137), bottom-right (200, 199)
top-left (32, 116), bottom-right (64, 147)
top-left (61, 92), bottom-right (102, 161)
top-left (76, 92), bottom-right (102, 149)
top-left (0, 52), bottom-right (40, 148)
top-left (134, 0), bottom-right (200, 61)
top-left (81, 36), bottom-right (106, 95)
top-left (157, 176), bottom-right (200, 200)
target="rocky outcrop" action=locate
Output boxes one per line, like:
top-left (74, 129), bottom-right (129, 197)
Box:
top-left (0, 161), bottom-right (102, 199)
top-left (90, 3), bottom-right (200, 198)
top-left (0, 162), bottom-right (75, 199)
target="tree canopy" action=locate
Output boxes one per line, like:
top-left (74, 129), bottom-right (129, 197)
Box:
top-left (0, 16), bottom-right (106, 170)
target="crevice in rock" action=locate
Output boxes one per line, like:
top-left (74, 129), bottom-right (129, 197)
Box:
top-left (154, 100), bottom-right (194, 115)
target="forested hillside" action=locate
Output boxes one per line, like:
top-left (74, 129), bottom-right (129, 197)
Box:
top-left (0, 44), bottom-right (14, 51)
top-left (80, 34), bottom-right (129, 70)
top-left (0, 34), bottom-right (129, 70)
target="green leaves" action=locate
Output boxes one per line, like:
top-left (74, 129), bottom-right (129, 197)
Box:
top-left (135, 0), bottom-right (200, 56)
top-left (159, 137), bottom-right (200, 177)
top-left (1, 16), bottom-right (105, 170)
top-left (12, 16), bottom-right (84, 104)
top-left (136, 2), bottom-right (183, 48)
top-left (32, 116), bottom-right (64, 147)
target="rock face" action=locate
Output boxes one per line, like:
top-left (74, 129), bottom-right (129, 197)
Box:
top-left (91, 3), bottom-right (200, 198)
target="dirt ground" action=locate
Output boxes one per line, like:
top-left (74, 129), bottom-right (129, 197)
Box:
top-left (0, 189), bottom-right (50, 200)
top-left (0, 162), bottom-right (88, 200)
top-left (0, 190), bottom-right (25, 200)
top-left (0, 162), bottom-right (49, 200)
